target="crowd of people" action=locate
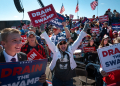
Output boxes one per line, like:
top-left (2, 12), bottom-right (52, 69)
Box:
top-left (0, 8), bottom-right (120, 86)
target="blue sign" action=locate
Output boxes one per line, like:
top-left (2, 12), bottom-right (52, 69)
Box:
top-left (0, 59), bottom-right (47, 86)
top-left (48, 13), bottom-right (66, 29)
top-left (82, 17), bottom-right (89, 24)
top-left (74, 21), bottom-right (80, 28)
top-left (112, 23), bottom-right (120, 31)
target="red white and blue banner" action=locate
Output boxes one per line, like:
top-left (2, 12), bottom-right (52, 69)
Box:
top-left (0, 59), bottom-right (47, 86)
top-left (74, 21), bottom-right (80, 28)
top-left (81, 17), bottom-right (89, 24)
top-left (48, 13), bottom-right (66, 29)
top-left (112, 23), bottom-right (120, 31)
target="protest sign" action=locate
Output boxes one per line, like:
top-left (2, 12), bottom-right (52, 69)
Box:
top-left (21, 35), bottom-right (27, 45)
top-left (27, 48), bottom-right (45, 61)
top-left (22, 24), bottom-right (28, 29)
top-left (91, 28), bottom-right (99, 34)
top-left (48, 13), bottom-right (66, 29)
top-left (81, 17), bottom-right (89, 24)
top-left (69, 14), bottom-right (74, 19)
top-left (28, 4), bottom-right (57, 27)
top-left (99, 15), bottom-right (109, 22)
top-left (83, 47), bottom-right (95, 53)
top-left (112, 23), bottom-right (120, 31)
top-left (97, 43), bottom-right (120, 72)
top-left (0, 59), bottom-right (47, 86)
top-left (74, 21), bottom-right (80, 28)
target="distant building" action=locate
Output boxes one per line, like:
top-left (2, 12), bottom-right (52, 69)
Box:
top-left (0, 20), bottom-right (30, 30)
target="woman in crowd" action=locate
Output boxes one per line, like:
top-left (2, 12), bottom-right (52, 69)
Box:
top-left (40, 23), bottom-right (88, 86)
top-left (84, 38), bottom-right (98, 64)
top-left (21, 31), bottom-right (46, 58)
top-left (99, 34), bottom-right (112, 48)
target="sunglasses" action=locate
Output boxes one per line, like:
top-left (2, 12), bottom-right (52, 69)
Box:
top-left (59, 41), bottom-right (67, 45)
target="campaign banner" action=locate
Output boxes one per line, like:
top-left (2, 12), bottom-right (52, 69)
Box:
top-left (48, 13), bottom-right (66, 29)
top-left (81, 17), bottom-right (89, 24)
top-left (69, 14), bottom-right (74, 19)
top-left (97, 43), bottom-right (120, 72)
top-left (74, 21), bottom-right (80, 28)
top-left (28, 4), bottom-right (57, 27)
top-left (22, 24), bottom-right (28, 29)
top-left (21, 35), bottom-right (27, 45)
top-left (99, 15), bottom-right (109, 22)
top-left (0, 59), bottom-right (47, 86)
top-left (112, 23), bottom-right (120, 31)
top-left (91, 28), bottom-right (99, 34)
top-left (83, 47), bottom-right (95, 53)
top-left (27, 48), bottom-right (45, 61)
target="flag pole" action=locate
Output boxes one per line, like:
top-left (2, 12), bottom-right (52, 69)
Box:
top-left (77, 0), bottom-right (78, 19)
top-left (97, 0), bottom-right (98, 16)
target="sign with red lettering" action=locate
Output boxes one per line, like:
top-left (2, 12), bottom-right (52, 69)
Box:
top-left (22, 24), bottom-right (28, 29)
top-left (11, 26), bottom-right (16, 29)
top-left (91, 28), bottom-right (99, 34)
top-left (97, 43), bottom-right (120, 72)
top-left (27, 48), bottom-right (45, 60)
top-left (99, 15), bottom-right (109, 22)
top-left (28, 4), bottom-right (57, 27)
top-left (83, 47), bottom-right (95, 53)
top-left (21, 35), bottom-right (27, 45)
top-left (0, 59), bottom-right (47, 86)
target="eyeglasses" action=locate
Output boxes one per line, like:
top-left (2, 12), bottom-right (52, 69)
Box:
top-left (59, 41), bottom-right (67, 45)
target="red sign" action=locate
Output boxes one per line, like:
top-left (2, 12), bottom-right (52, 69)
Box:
top-left (22, 24), bottom-right (28, 29)
top-left (21, 35), bottom-right (27, 45)
top-left (91, 28), bottom-right (99, 34)
top-left (27, 48), bottom-right (45, 60)
top-left (99, 15), bottom-right (109, 22)
top-left (83, 47), bottom-right (95, 53)
top-left (28, 4), bottom-right (57, 27)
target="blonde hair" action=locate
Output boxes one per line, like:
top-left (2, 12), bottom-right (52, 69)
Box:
top-left (1, 28), bottom-right (21, 42)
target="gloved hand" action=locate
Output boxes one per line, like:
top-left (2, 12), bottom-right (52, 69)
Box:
top-left (40, 24), bottom-right (45, 32)
top-left (83, 23), bottom-right (89, 33)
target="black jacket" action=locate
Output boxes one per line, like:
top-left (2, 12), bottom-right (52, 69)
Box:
top-left (0, 51), bottom-right (27, 62)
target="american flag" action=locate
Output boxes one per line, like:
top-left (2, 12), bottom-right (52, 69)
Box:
top-left (60, 4), bottom-right (65, 14)
top-left (75, 2), bottom-right (79, 13)
top-left (90, 0), bottom-right (98, 10)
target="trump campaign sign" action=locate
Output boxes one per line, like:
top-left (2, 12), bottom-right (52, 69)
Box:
top-left (28, 4), bottom-right (57, 27)
top-left (99, 15), bottom-right (109, 22)
top-left (27, 48), bottom-right (45, 61)
top-left (21, 35), bottom-right (27, 45)
top-left (0, 59), bottom-right (47, 86)
top-left (91, 28), bottom-right (99, 34)
top-left (97, 43), bottom-right (120, 72)
top-left (83, 47), bottom-right (95, 53)
top-left (74, 21), bottom-right (80, 28)
top-left (112, 23), bottom-right (120, 31)
top-left (48, 13), bottom-right (66, 29)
